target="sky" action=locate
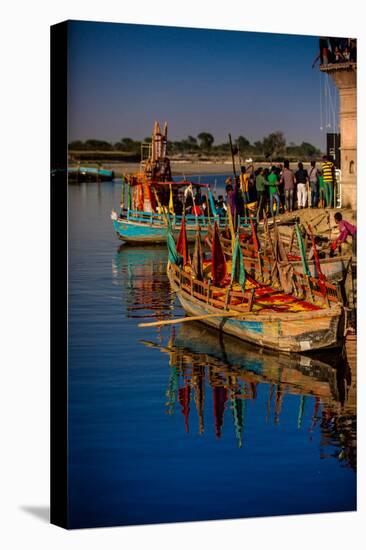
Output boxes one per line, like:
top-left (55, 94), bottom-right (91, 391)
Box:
top-left (67, 21), bottom-right (339, 150)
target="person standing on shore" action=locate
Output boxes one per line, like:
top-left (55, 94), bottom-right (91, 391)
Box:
top-left (308, 160), bottom-right (320, 208)
top-left (239, 166), bottom-right (250, 204)
top-left (318, 173), bottom-right (325, 208)
top-left (255, 167), bottom-right (266, 220)
top-left (280, 160), bottom-right (295, 212)
top-left (246, 165), bottom-right (256, 202)
top-left (265, 166), bottom-right (281, 217)
top-left (321, 155), bottom-right (336, 208)
top-left (295, 162), bottom-right (309, 209)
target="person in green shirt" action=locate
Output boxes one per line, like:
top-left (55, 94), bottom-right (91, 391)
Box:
top-left (265, 166), bottom-right (281, 217)
top-left (256, 167), bottom-right (266, 221)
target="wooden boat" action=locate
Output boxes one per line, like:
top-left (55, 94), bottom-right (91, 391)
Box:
top-left (207, 223), bottom-right (352, 283)
top-left (68, 165), bottom-right (114, 182)
top-left (112, 181), bottom-right (226, 243)
top-left (111, 120), bottom-right (247, 244)
top-left (167, 226), bottom-right (344, 353)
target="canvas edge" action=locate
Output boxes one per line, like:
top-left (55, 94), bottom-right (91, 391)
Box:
top-left (50, 19), bottom-right (69, 529)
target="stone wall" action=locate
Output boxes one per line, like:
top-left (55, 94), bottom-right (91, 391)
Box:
top-left (320, 63), bottom-right (357, 210)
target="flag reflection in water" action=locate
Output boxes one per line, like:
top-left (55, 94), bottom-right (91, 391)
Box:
top-left (143, 322), bottom-right (356, 470)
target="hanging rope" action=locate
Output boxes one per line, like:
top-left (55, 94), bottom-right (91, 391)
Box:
top-left (325, 74), bottom-right (338, 132)
top-left (319, 72), bottom-right (324, 131)
top-left (326, 74), bottom-right (331, 129)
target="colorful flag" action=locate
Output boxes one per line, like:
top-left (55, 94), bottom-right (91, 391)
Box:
top-left (169, 184), bottom-right (175, 214)
top-left (211, 221), bottom-right (227, 285)
top-left (250, 217), bottom-right (259, 253)
top-left (167, 229), bottom-right (182, 266)
top-left (192, 230), bottom-right (204, 281)
top-left (227, 203), bottom-right (236, 255)
top-left (176, 217), bottom-right (189, 266)
top-left (231, 234), bottom-right (246, 290)
top-left (295, 223), bottom-right (311, 276)
top-left (208, 189), bottom-right (218, 217)
top-left (127, 182), bottom-right (132, 210)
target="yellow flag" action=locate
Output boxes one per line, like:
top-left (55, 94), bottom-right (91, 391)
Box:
top-left (169, 184), bottom-right (175, 214)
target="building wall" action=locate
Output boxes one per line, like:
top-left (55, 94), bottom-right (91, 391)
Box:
top-left (321, 64), bottom-right (357, 210)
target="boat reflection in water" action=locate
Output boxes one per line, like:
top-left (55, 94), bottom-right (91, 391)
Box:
top-left (112, 244), bottom-right (356, 473)
top-left (112, 244), bottom-right (176, 323)
top-left (142, 322), bottom-right (356, 470)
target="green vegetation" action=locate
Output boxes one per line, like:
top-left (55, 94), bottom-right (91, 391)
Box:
top-left (69, 131), bottom-right (322, 162)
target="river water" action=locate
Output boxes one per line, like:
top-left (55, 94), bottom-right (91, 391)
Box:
top-left (68, 179), bottom-right (356, 529)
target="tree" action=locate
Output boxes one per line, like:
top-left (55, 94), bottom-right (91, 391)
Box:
top-left (197, 132), bottom-right (214, 149)
top-left (119, 138), bottom-right (135, 151)
top-left (215, 142), bottom-right (231, 153)
top-left (68, 140), bottom-right (85, 150)
top-left (187, 135), bottom-right (197, 145)
top-left (236, 136), bottom-right (251, 151)
top-left (261, 131), bottom-right (286, 159)
top-left (84, 139), bottom-right (113, 151)
top-left (298, 142), bottom-right (321, 157)
top-left (286, 141), bottom-right (321, 158)
top-left (253, 140), bottom-right (263, 153)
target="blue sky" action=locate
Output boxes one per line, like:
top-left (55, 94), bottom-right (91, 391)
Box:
top-left (67, 21), bottom-right (339, 149)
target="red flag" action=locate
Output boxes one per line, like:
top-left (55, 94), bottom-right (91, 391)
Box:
top-left (192, 230), bottom-right (204, 281)
top-left (176, 216), bottom-right (189, 265)
top-left (212, 221), bottom-right (227, 285)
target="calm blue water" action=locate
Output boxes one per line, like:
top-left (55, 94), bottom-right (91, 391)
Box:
top-left (68, 180), bottom-right (356, 529)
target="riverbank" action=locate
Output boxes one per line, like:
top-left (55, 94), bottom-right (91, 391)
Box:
top-left (71, 160), bottom-right (321, 177)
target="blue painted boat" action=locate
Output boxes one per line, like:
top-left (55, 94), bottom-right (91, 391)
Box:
top-left (68, 166), bottom-right (115, 181)
top-left (112, 208), bottom-right (226, 243)
top-left (111, 180), bottom-right (248, 243)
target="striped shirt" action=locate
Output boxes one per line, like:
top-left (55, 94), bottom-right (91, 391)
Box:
top-left (322, 161), bottom-right (335, 183)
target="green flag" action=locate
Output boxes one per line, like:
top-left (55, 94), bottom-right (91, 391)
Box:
top-left (127, 182), bottom-right (132, 210)
top-left (167, 229), bottom-right (182, 266)
top-left (231, 234), bottom-right (246, 290)
top-left (295, 223), bottom-right (310, 276)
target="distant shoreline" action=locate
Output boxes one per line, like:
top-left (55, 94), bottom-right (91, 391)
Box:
top-left (71, 160), bottom-right (319, 177)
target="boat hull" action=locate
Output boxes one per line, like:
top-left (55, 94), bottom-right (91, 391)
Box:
top-left (113, 218), bottom-right (209, 244)
top-left (169, 276), bottom-right (344, 353)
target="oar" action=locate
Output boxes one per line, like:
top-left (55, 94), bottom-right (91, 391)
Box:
top-left (138, 310), bottom-right (245, 328)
